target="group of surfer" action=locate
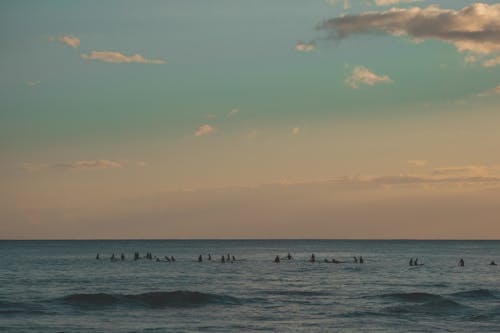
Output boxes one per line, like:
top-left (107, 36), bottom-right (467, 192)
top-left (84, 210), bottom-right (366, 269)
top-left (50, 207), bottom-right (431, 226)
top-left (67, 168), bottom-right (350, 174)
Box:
top-left (273, 253), bottom-right (364, 264)
top-left (409, 258), bottom-right (423, 266)
top-left (97, 252), bottom-right (176, 262)
top-left (197, 253), bottom-right (238, 263)
top-left (97, 252), bottom-right (498, 267)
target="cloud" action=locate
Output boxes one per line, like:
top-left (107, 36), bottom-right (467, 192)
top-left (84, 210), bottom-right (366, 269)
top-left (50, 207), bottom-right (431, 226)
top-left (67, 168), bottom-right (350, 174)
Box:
top-left (25, 80), bottom-right (40, 87)
top-left (194, 124), bottom-right (215, 137)
top-left (408, 160), bottom-right (427, 167)
top-left (292, 127), bottom-right (301, 135)
top-left (374, 0), bottom-right (422, 6)
top-left (477, 85), bottom-right (500, 96)
top-left (228, 108), bottom-right (240, 117)
top-left (464, 55), bottom-right (477, 63)
top-left (50, 35), bottom-right (80, 48)
top-left (326, 0), bottom-right (350, 10)
top-left (80, 51), bottom-right (165, 64)
top-left (346, 66), bottom-right (392, 88)
top-left (53, 160), bottom-right (122, 169)
top-left (295, 41), bottom-right (316, 52)
top-left (483, 56), bottom-right (500, 67)
top-left (318, 3), bottom-right (500, 54)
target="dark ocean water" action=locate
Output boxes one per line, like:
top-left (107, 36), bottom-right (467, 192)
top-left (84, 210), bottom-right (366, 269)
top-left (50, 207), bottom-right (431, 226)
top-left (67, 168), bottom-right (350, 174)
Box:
top-left (1, 240), bottom-right (500, 332)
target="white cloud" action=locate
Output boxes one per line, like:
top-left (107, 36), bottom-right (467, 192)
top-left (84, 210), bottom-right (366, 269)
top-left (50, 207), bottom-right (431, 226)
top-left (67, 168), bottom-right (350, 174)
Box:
top-left (50, 35), bottom-right (80, 48)
top-left (295, 41), bottom-right (316, 52)
top-left (81, 51), bottom-right (165, 64)
top-left (228, 108), bottom-right (240, 116)
top-left (194, 124), bottom-right (215, 137)
top-left (346, 66), bottom-right (392, 89)
top-left (318, 3), bottom-right (500, 54)
top-left (408, 160), bottom-right (427, 167)
top-left (53, 160), bottom-right (122, 169)
top-left (483, 56), bottom-right (500, 68)
top-left (292, 127), bottom-right (301, 135)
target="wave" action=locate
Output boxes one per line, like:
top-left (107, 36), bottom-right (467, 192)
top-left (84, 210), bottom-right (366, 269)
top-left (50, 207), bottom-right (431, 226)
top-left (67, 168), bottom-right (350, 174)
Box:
top-left (386, 299), bottom-right (469, 315)
top-left (381, 292), bottom-right (445, 303)
top-left (0, 300), bottom-right (47, 315)
top-left (260, 290), bottom-right (330, 297)
top-left (60, 291), bottom-right (240, 308)
top-left (451, 289), bottom-right (498, 299)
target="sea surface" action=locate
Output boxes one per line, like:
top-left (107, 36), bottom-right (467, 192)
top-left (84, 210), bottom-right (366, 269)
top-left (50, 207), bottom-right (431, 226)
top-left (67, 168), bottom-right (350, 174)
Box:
top-left (1, 240), bottom-right (500, 332)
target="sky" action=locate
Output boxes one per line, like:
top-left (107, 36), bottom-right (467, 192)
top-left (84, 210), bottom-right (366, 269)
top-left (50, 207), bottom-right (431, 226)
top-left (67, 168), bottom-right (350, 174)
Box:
top-left (1, 0), bottom-right (500, 239)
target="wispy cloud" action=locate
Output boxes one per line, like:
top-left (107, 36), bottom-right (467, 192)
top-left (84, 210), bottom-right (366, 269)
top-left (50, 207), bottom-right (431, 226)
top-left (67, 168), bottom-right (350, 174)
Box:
top-left (20, 160), bottom-right (123, 171)
top-left (295, 41), bottom-right (316, 52)
top-left (194, 124), bottom-right (215, 137)
top-left (374, 0), bottom-right (422, 6)
top-left (408, 160), bottom-right (427, 167)
top-left (53, 160), bottom-right (122, 169)
top-left (49, 35), bottom-right (80, 48)
top-left (81, 51), bottom-right (165, 64)
top-left (346, 66), bottom-right (392, 89)
top-left (25, 80), bottom-right (40, 87)
top-left (483, 56), bottom-right (500, 68)
top-left (228, 108), bottom-right (240, 117)
top-left (318, 3), bottom-right (500, 54)
top-left (477, 85), bottom-right (500, 97)
top-left (326, 0), bottom-right (350, 10)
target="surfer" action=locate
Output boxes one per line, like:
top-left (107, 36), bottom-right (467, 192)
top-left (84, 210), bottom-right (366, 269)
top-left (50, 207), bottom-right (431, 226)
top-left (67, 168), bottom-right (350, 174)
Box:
top-left (164, 256), bottom-right (170, 262)
top-left (170, 256), bottom-right (176, 262)
top-left (198, 255), bottom-right (203, 262)
top-left (232, 256), bottom-right (236, 262)
top-left (274, 255), bottom-right (280, 263)
top-left (458, 258), bottom-right (465, 267)
top-left (414, 258), bottom-right (419, 266)
top-left (110, 253), bottom-right (116, 261)
top-left (359, 256), bottom-right (364, 264)
top-left (310, 254), bottom-right (316, 263)
top-left (227, 254), bottom-right (231, 262)
top-left (324, 258), bottom-right (331, 263)
top-left (156, 257), bottom-right (160, 262)
top-left (409, 258), bottom-right (414, 266)
top-left (287, 252), bottom-right (292, 260)
top-left (354, 256), bottom-right (358, 263)
top-left (208, 253), bottom-right (212, 261)
top-left (96, 253), bottom-right (100, 260)
top-left (490, 261), bottom-right (497, 266)
top-left (121, 253), bottom-right (125, 261)
top-left (221, 256), bottom-right (226, 263)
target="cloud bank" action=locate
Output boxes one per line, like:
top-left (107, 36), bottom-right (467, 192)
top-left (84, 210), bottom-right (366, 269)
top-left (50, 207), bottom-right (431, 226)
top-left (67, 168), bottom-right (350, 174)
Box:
top-left (318, 3), bottom-right (500, 54)
top-left (81, 51), bottom-right (165, 64)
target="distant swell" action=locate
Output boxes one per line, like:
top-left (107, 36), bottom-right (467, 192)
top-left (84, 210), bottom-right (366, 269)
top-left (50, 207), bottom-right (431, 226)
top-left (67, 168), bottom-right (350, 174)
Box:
top-left (381, 292), bottom-right (444, 303)
top-left (451, 289), bottom-right (498, 299)
top-left (60, 291), bottom-right (240, 308)
top-left (387, 299), bottom-right (468, 315)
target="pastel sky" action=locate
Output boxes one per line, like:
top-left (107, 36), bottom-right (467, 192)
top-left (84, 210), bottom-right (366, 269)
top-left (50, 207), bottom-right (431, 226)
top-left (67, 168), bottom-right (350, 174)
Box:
top-left (1, 0), bottom-right (500, 239)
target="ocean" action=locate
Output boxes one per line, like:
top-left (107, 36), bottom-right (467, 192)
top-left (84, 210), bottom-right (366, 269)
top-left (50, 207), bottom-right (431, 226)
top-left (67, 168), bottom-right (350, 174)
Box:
top-left (1, 240), bottom-right (500, 332)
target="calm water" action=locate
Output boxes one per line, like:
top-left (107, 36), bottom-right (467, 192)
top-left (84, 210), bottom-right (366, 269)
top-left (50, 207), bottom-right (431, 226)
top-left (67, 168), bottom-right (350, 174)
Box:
top-left (1, 240), bottom-right (500, 332)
